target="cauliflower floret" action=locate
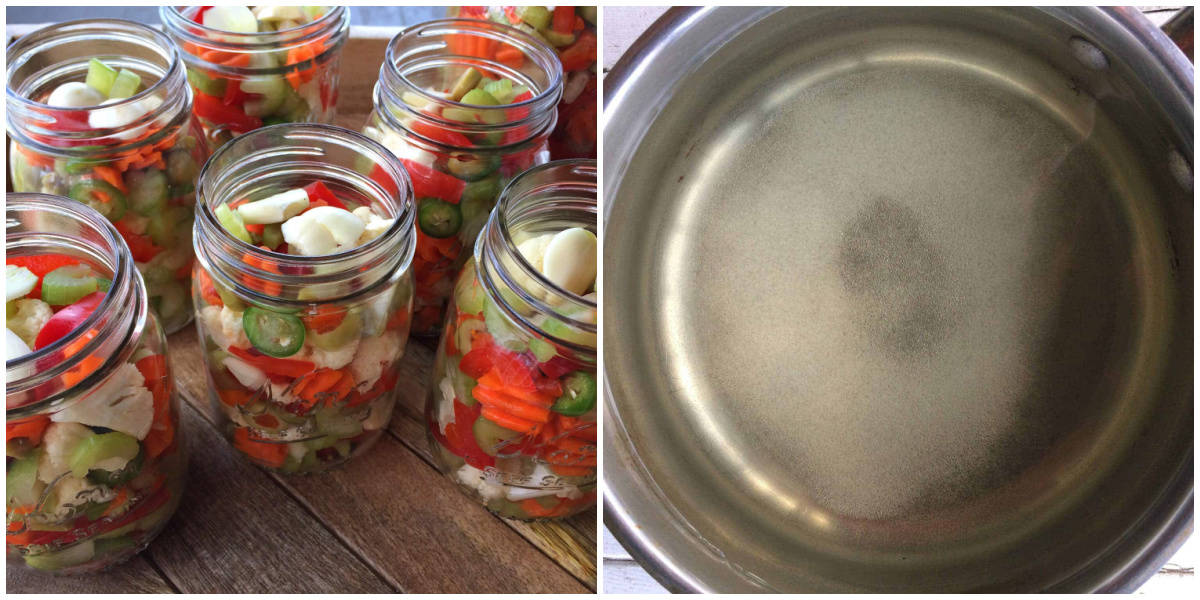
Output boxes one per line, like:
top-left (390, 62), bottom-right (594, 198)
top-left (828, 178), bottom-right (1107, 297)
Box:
top-left (456, 464), bottom-right (506, 501)
top-left (8, 298), bottom-right (53, 347)
top-left (200, 305), bottom-right (249, 350)
top-left (348, 332), bottom-right (402, 390)
top-left (51, 362), bottom-right (154, 439)
top-left (268, 380), bottom-right (300, 407)
top-left (308, 336), bottom-right (360, 370)
top-left (37, 422), bottom-right (93, 484)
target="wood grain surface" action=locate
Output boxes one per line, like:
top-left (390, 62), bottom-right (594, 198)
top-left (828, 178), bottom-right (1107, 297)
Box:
top-left (6, 26), bottom-right (596, 594)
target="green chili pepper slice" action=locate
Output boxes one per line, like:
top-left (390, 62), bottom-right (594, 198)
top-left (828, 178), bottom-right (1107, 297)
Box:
top-left (41, 265), bottom-right (100, 306)
top-left (69, 180), bottom-right (127, 221)
top-left (551, 371), bottom-right (597, 416)
top-left (417, 197), bottom-right (463, 238)
top-left (243, 306), bottom-right (306, 357)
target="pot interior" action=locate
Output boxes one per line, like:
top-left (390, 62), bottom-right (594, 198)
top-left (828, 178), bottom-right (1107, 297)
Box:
top-left (605, 6), bottom-right (1192, 592)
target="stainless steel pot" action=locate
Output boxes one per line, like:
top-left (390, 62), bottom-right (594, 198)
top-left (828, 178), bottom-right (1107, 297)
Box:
top-left (603, 7), bottom-right (1192, 593)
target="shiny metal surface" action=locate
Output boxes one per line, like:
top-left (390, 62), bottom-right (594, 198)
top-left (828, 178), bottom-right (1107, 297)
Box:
top-left (603, 7), bottom-right (1193, 593)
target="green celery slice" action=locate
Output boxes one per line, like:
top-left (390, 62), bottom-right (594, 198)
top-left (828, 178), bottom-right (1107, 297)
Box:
top-left (85, 58), bottom-right (118, 96)
top-left (41, 264), bottom-right (100, 306)
top-left (108, 68), bottom-right (141, 99)
top-left (214, 203), bottom-right (252, 243)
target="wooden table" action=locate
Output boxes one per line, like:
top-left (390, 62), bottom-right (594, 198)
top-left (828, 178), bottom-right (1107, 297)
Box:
top-left (600, 5), bottom-right (1194, 594)
top-left (6, 25), bottom-right (596, 594)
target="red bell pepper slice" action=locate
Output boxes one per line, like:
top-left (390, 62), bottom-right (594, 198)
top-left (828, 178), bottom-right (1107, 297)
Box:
top-left (559, 30), bottom-right (597, 72)
top-left (410, 119), bottom-right (473, 148)
top-left (6, 415), bottom-right (51, 446)
top-left (400, 159), bottom-right (466, 204)
top-left (193, 90), bottom-right (262, 133)
top-left (34, 292), bottom-right (105, 350)
top-left (552, 6), bottom-right (576, 34)
top-left (227, 346), bottom-right (315, 379)
top-left (436, 399), bottom-right (495, 469)
top-left (114, 222), bottom-right (164, 263)
top-left (302, 181), bottom-right (348, 210)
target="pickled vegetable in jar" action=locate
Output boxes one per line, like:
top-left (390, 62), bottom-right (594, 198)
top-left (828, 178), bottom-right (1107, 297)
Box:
top-left (160, 6), bottom-right (350, 147)
top-left (451, 6), bottom-right (597, 159)
top-left (193, 124), bottom-right (416, 474)
top-left (6, 194), bottom-right (185, 574)
top-left (427, 160), bottom-right (596, 520)
top-left (363, 18), bottom-right (564, 336)
top-left (6, 19), bottom-right (210, 334)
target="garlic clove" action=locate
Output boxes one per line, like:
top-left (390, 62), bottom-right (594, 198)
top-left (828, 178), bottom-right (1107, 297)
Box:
top-left (237, 188), bottom-right (310, 224)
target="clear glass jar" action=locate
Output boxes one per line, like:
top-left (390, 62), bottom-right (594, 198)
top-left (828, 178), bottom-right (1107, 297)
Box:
top-left (6, 193), bottom-right (186, 574)
top-left (450, 6), bottom-right (597, 160)
top-left (362, 18), bottom-right (563, 337)
top-left (160, 6), bottom-right (351, 148)
top-left (426, 160), bottom-right (596, 520)
top-left (192, 124), bottom-right (416, 474)
top-left (6, 19), bottom-right (211, 334)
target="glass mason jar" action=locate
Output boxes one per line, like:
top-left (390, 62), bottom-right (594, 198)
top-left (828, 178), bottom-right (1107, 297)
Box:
top-left (449, 6), bottom-right (597, 159)
top-left (426, 160), bottom-right (596, 520)
top-left (6, 19), bottom-right (210, 334)
top-left (192, 124), bottom-right (416, 474)
top-left (160, 6), bottom-right (351, 148)
top-left (362, 18), bottom-right (563, 337)
top-left (6, 193), bottom-right (185, 574)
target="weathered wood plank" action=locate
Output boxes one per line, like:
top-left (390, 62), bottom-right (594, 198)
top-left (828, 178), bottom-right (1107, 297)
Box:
top-left (276, 433), bottom-right (588, 594)
top-left (144, 402), bottom-right (392, 594)
top-left (169, 326), bottom-right (592, 592)
top-left (387, 340), bottom-right (599, 589)
top-left (5, 555), bottom-right (175, 594)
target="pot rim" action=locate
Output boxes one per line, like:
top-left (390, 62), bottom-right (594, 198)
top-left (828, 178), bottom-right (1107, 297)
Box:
top-left (602, 6), bottom-right (1194, 593)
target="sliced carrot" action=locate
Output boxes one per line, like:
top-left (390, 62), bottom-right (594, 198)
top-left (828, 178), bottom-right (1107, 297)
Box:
top-left (474, 387), bottom-right (551, 423)
top-left (233, 427), bottom-right (287, 468)
top-left (495, 46), bottom-right (525, 68)
top-left (195, 268), bottom-right (223, 307)
top-left (5, 415), bottom-right (50, 445)
top-left (480, 404), bottom-right (540, 434)
top-left (244, 223), bottom-right (265, 235)
top-left (302, 303), bottom-right (346, 334)
top-left (325, 372), bottom-right (357, 404)
top-left (217, 388), bottom-right (254, 407)
top-left (92, 165), bottom-right (128, 193)
top-left (15, 144), bottom-right (54, 169)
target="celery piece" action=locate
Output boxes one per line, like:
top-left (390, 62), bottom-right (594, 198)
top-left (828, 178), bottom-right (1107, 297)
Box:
top-left (108, 69), bottom-right (141, 99)
top-left (519, 6), bottom-right (552, 30)
top-left (214, 203), bottom-right (253, 243)
top-left (85, 58), bottom-right (118, 96)
top-left (483, 79), bottom-right (514, 104)
top-left (41, 265), bottom-right (99, 306)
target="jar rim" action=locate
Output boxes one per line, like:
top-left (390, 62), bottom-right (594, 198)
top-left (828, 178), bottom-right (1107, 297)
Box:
top-left (6, 193), bottom-right (142, 415)
top-left (160, 5), bottom-right (349, 51)
top-left (388, 19), bottom-right (563, 112)
top-left (5, 18), bottom-right (183, 113)
top-left (193, 123), bottom-right (416, 305)
top-left (477, 159), bottom-right (598, 355)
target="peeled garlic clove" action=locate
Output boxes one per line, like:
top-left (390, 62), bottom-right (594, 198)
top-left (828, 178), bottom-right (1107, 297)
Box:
top-left (304, 206), bottom-right (365, 247)
top-left (281, 213), bottom-right (338, 256)
top-left (46, 81), bottom-right (104, 108)
top-left (517, 233), bottom-right (553, 273)
top-left (237, 188), bottom-right (309, 224)
top-left (88, 98), bottom-right (146, 130)
top-left (541, 227), bottom-right (597, 296)
top-left (358, 217), bottom-right (395, 245)
top-left (204, 5), bottom-right (258, 33)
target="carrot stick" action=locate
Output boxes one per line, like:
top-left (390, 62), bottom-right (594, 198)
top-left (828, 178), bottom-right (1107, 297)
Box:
top-left (480, 405), bottom-right (539, 434)
top-left (92, 165), bottom-right (128, 193)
